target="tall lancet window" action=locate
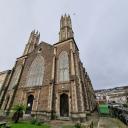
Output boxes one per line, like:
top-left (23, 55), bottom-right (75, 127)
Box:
top-left (58, 51), bottom-right (69, 82)
top-left (26, 55), bottom-right (44, 87)
top-left (9, 65), bottom-right (22, 89)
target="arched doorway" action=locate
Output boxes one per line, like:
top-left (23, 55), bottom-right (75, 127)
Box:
top-left (60, 93), bottom-right (69, 117)
top-left (26, 95), bottom-right (34, 114)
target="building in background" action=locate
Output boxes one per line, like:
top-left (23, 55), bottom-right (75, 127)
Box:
top-left (95, 86), bottom-right (128, 104)
top-left (0, 15), bottom-right (96, 121)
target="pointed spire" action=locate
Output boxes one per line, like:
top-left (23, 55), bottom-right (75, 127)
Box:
top-left (64, 13), bottom-right (67, 17)
top-left (38, 32), bottom-right (40, 38)
top-left (23, 30), bottom-right (40, 55)
top-left (59, 14), bottom-right (74, 41)
top-left (68, 15), bottom-right (71, 21)
top-left (36, 30), bottom-right (38, 35)
top-left (60, 15), bottom-right (64, 28)
top-left (31, 30), bottom-right (33, 34)
top-left (61, 15), bottom-right (63, 19)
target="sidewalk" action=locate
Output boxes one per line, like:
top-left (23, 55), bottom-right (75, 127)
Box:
top-left (97, 117), bottom-right (127, 128)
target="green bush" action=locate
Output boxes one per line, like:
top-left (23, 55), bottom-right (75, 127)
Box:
top-left (31, 118), bottom-right (37, 124)
top-left (36, 121), bottom-right (41, 126)
top-left (31, 118), bottom-right (42, 126)
top-left (12, 104), bottom-right (26, 123)
top-left (74, 123), bottom-right (81, 128)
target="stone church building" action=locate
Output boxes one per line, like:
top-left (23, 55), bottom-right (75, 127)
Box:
top-left (0, 15), bottom-right (96, 120)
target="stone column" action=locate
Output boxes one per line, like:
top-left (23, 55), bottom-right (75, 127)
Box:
top-left (50, 47), bottom-right (56, 118)
top-left (74, 52), bottom-right (84, 112)
top-left (20, 90), bottom-right (24, 104)
top-left (36, 88), bottom-right (41, 112)
top-left (70, 42), bottom-right (78, 113)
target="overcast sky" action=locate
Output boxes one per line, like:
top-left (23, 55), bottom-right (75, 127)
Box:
top-left (0, 0), bottom-right (128, 90)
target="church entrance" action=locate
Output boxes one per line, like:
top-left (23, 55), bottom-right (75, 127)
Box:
top-left (60, 94), bottom-right (69, 117)
top-left (26, 95), bottom-right (34, 114)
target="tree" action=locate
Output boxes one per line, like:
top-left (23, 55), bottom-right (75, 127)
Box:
top-left (12, 104), bottom-right (26, 123)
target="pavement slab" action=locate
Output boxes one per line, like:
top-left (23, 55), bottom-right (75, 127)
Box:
top-left (97, 117), bottom-right (127, 128)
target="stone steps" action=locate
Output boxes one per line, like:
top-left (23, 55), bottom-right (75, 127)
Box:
top-left (23, 114), bottom-right (32, 120)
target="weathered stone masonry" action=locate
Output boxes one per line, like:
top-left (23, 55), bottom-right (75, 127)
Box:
top-left (0, 14), bottom-right (96, 120)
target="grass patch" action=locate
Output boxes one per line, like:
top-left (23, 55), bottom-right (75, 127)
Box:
top-left (61, 125), bottom-right (74, 128)
top-left (10, 121), bottom-right (50, 128)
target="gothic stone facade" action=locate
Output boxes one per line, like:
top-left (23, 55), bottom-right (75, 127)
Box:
top-left (0, 70), bottom-right (11, 109)
top-left (0, 15), bottom-right (96, 120)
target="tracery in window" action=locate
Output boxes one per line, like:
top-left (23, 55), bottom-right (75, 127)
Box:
top-left (26, 55), bottom-right (44, 87)
top-left (58, 51), bottom-right (69, 82)
top-left (9, 65), bottom-right (22, 89)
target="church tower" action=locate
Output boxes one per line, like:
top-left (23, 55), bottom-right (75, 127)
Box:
top-left (23, 30), bottom-right (40, 55)
top-left (1, 15), bottom-right (96, 122)
top-left (59, 14), bottom-right (74, 41)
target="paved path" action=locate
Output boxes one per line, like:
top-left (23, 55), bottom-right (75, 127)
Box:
top-left (97, 117), bottom-right (127, 128)
top-left (49, 120), bottom-right (74, 128)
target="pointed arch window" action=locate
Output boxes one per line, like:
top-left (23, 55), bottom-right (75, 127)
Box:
top-left (9, 65), bottom-right (22, 89)
top-left (26, 55), bottom-right (44, 87)
top-left (58, 51), bottom-right (69, 82)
